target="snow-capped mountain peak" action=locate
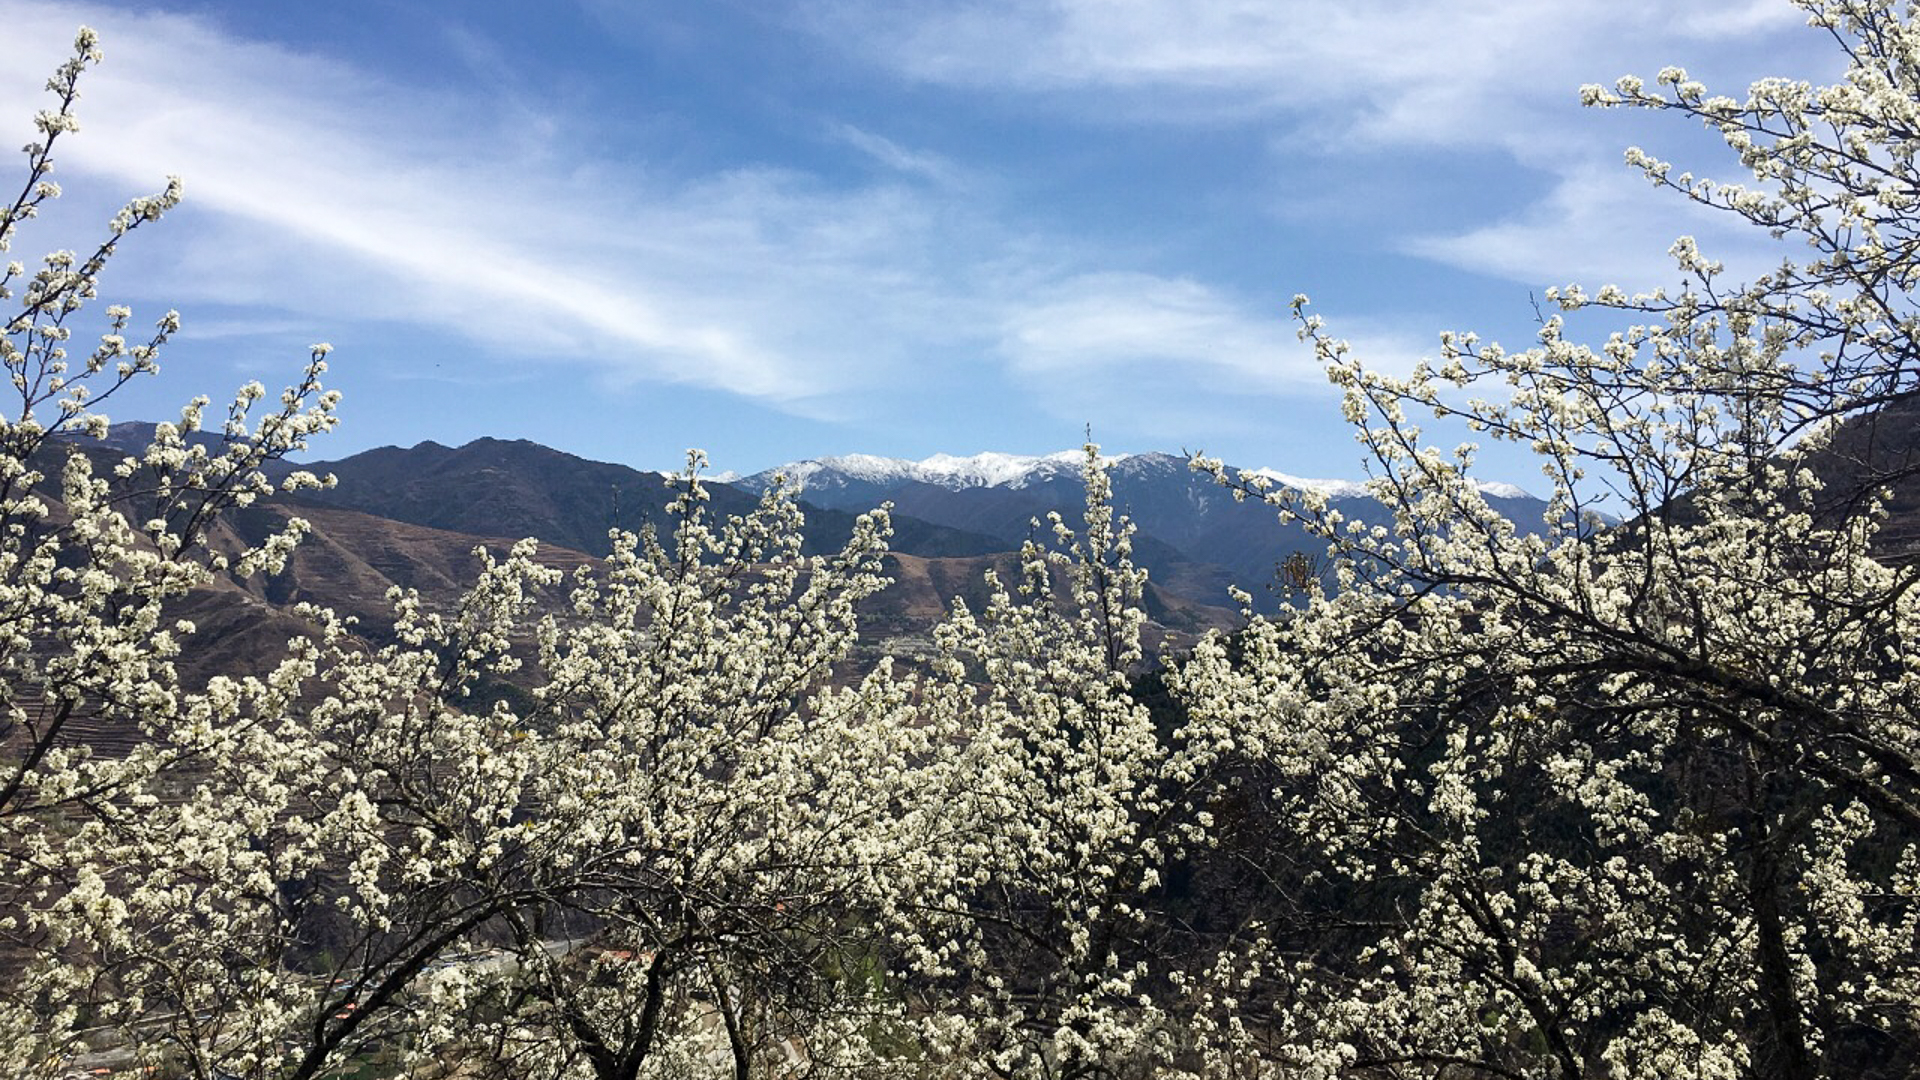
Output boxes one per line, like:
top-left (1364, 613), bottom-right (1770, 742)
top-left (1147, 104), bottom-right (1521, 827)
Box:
top-left (744, 449), bottom-right (1114, 493)
top-left (1242, 467), bottom-right (1533, 501)
top-left (1473, 480), bottom-right (1533, 499)
top-left (739, 450), bottom-right (1532, 502)
top-left (1240, 468), bottom-right (1371, 500)
top-left (913, 450), bottom-right (1087, 487)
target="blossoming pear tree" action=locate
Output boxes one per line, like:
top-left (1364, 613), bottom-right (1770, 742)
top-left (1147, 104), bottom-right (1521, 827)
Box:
top-left (336, 467), bottom-right (943, 1080)
top-left (0, 27), bottom-right (344, 1079)
top-left (1177, 1), bottom-right (1920, 1076)
top-left (890, 447), bottom-right (1176, 1077)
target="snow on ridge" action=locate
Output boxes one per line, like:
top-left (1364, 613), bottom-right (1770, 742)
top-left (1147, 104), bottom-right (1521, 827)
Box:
top-left (1473, 480), bottom-right (1532, 500)
top-left (787, 460), bottom-right (831, 483)
top-left (1242, 468), bottom-right (1372, 500)
top-left (1243, 468), bottom-right (1533, 501)
top-left (748, 451), bottom-right (1537, 501)
top-left (806, 453), bottom-right (911, 483)
top-left (756, 449), bottom-right (1122, 491)
top-left (913, 450), bottom-right (1088, 488)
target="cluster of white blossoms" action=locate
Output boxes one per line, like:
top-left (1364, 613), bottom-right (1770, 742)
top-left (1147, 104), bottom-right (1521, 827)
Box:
top-left (1169, 1), bottom-right (1920, 1075)
top-left (0, 29), bottom-right (344, 1080)
top-left (8, 2), bottom-right (1920, 1078)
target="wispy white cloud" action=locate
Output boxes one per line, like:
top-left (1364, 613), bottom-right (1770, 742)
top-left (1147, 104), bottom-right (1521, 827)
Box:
top-left (3, 0), bottom-right (1396, 434)
top-left (0, 7), bottom-right (768, 392)
top-left (997, 272), bottom-right (1316, 390)
top-left (994, 271), bottom-right (1444, 393)
top-left (814, 0), bottom-right (1827, 133)
top-left (826, 122), bottom-right (970, 188)
top-left (809, 0), bottom-right (1815, 141)
top-left (807, 0), bottom-right (1834, 292)
top-left (1401, 159), bottom-right (1780, 290)
top-left (1672, 0), bottom-right (1806, 37)
top-left (0, 2), bottom-right (1021, 409)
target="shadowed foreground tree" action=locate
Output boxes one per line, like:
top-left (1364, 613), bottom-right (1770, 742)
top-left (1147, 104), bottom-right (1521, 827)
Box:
top-left (1176, 1), bottom-right (1920, 1076)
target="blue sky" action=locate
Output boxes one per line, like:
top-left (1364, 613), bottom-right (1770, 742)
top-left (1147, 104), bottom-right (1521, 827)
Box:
top-left (0, 0), bottom-right (1834, 483)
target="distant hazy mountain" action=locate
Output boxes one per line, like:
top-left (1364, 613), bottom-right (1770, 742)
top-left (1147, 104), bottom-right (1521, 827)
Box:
top-left (67, 428), bottom-right (1548, 611)
top-left (739, 449), bottom-right (1535, 502)
top-left (747, 450), bottom-right (1091, 500)
top-left (738, 449), bottom-right (1550, 606)
top-left (57, 429), bottom-right (1561, 663)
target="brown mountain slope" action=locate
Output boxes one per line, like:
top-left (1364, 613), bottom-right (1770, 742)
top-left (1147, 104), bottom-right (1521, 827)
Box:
top-left (167, 504), bottom-right (1234, 689)
top-left (164, 502), bottom-right (597, 685)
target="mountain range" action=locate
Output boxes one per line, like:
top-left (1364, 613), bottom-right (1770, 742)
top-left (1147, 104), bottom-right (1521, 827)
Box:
top-left (76, 408), bottom-right (1920, 677)
top-left (730, 449), bottom-right (1547, 605)
top-left (56, 429), bottom-right (1557, 679)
